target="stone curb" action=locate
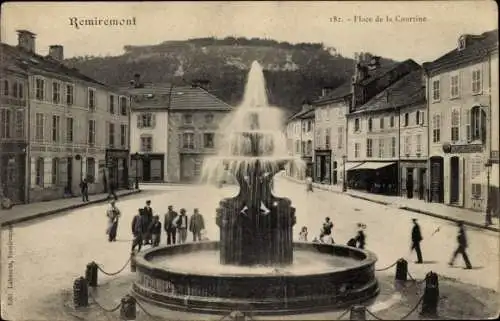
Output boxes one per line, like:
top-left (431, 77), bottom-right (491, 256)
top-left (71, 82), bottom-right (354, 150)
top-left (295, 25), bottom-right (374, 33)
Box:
top-left (1, 190), bottom-right (142, 227)
top-left (281, 175), bottom-right (499, 232)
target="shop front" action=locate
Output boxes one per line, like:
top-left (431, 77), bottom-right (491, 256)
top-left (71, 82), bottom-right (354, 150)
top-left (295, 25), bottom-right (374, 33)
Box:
top-left (105, 149), bottom-right (130, 190)
top-left (348, 161), bottom-right (398, 195)
top-left (399, 161), bottom-right (428, 200)
top-left (0, 142), bottom-right (27, 204)
top-left (301, 156), bottom-right (313, 179)
top-left (314, 150), bottom-right (331, 184)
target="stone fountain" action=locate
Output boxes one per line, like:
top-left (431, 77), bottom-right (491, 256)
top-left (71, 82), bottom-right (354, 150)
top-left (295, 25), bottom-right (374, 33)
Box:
top-left (132, 61), bottom-right (379, 314)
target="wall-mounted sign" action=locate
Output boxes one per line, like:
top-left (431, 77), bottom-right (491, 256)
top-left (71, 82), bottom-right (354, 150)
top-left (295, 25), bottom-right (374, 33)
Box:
top-left (442, 143), bottom-right (483, 154)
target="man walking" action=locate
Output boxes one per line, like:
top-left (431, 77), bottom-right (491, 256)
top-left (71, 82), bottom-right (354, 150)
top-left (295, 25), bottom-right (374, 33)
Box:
top-left (449, 221), bottom-right (472, 269)
top-left (131, 208), bottom-right (144, 252)
top-left (176, 208), bottom-right (189, 244)
top-left (189, 208), bottom-right (205, 242)
top-left (80, 178), bottom-right (89, 202)
top-left (106, 200), bottom-right (121, 242)
top-left (142, 200), bottom-right (154, 245)
top-left (411, 218), bottom-right (423, 264)
top-left (164, 205), bottom-right (178, 245)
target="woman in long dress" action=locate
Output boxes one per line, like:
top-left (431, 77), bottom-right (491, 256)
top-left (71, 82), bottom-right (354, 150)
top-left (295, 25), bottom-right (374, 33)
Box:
top-left (106, 200), bottom-right (121, 242)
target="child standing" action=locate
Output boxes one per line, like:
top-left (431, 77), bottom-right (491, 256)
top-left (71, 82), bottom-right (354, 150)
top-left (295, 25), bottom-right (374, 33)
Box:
top-left (150, 215), bottom-right (162, 247)
top-left (299, 226), bottom-right (308, 241)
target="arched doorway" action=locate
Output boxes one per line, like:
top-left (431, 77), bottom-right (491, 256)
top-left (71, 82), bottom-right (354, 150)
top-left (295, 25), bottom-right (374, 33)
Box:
top-left (450, 156), bottom-right (460, 204)
top-left (430, 156), bottom-right (444, 203)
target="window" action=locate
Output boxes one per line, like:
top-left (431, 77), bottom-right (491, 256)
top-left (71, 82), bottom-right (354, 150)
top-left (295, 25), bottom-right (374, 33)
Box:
top-left (432, 80), bottom-right (440, 101)
top-left (354, 118), bottom-right (360, 132)
top-left (354, 143), bottom-right (360, 158)
top-left (301, 141), bottom-right (306, 154)
top-left (325, 128), bottom-right (330, 149)
top-left (204, 133), bottom-right (215, 148)
top-left (366, 139), bottom-right (373, 158)
top-left (337, 127), bottom-right (343, 149)
top-left (35, 78), bottom-right (45, 100)
top-left (51, 158), bottom-right (60, 185)
top-left (404, 113), bottom-right (409, 127)
top-left (108, 122), bottom-right (115, 147)
top-left (137, 113), bottom-right (155, 128)
top-left (368, 118), bottom-right (373, 132)
top-left (182, 132), bottom-right (194, 149)
top-left (416, 134), bottom-right (422, 154)
top-left (390, 115), bottom-right (395, 128)
top-left (432, 114), bottom-right (441, 143)
top-left (472, 69), bottom-right (482, 94)
top-left (205, 114), bottom-right (214, 124)
top-left (325, 109), bottom-right (329, 121)
top-left (450, 74), bottom-right (460, 98)
top-left (12, 81), bottom-right (24, 99)
top-left (52, 115), bottom-right (60, 142)
top-left (391, 137), bottom-right (396, 157)
top-left (109, 95), bottom-right (115, 114)
top-left (315, 130), bottom-right (321, 147)
top-left (0, 109), bottom-right (11, 139)
top-left (88, 120), bottom-right (96, 145)
top-left (35, 157), bottom-right (44, 187)
top-left (66, 84), bottom-right (74, 105)
top-left (471, 157), bottom-right (482, 198)
top-left (2, 80), bottom-right (8, 96)
top-left (416, 111), bottom-right (420, 125)
top-left (86, 157), bottom-right (96, 182)
top-left (15, 110), bottom-right (23, 138)
top-left (295, 140), bottom-right (300, 153)
top-left (140, 135), bottom-right (153, 152)
top-left (52, 81), bottom-right (61, 104)
top-left (316, 110), bottom-right (321, 121)
top-left (378, 139), bottom-right (384, 158)
top-left (380, 117), bottom-right (384, 130)
top-left (88, 88), bottom-right (96, 110)
top-left (404, 136), bottom-right (411, 155)
top-left (307, 140), bottom-right (312, 155)
top-left (35, 113), bottom-right (44, 141)
top-left (307, 120), bottom-right (312, 132)
top-left (120, 96), bottom-right (128, 115)
top-left (451, 108), bottom-right (460, 142)
top-left (470, 106), bottom-right (486, 143)
top-left (66, 117), bottom-right (73, 143)
top-left (120, 124), bottom-right (127, 147)
top-left (183, 114), bottom-right (193, 124)
top-left (302, 122), bottom-right (306, 133)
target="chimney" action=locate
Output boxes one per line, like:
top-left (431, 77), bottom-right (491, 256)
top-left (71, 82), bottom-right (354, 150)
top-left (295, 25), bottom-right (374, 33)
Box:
top-left (131, 73), bottom-right (144, 88)
top-left (17, 30), bottom-right (36, 53)
top-left (48, 45), bottom-right (64, 61)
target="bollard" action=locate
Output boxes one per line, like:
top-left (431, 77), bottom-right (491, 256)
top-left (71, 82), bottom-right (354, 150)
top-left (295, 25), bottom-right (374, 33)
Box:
top-left (85, 261), bottom-right (98, 287)
top-left (120, 295), bottom-right (137, 320)
top-left (130, 253), bottom-right (136, 272)
top-left (394, 258), bottom-right (408, 288)
top-left (229, 310), bottom-right (246, 321)
top-left (350, 305), bottom-right (366, 320)
top-left (421, 271), bottom-right (439, 316)
top-left (73, 276), bottom-right (89, 307)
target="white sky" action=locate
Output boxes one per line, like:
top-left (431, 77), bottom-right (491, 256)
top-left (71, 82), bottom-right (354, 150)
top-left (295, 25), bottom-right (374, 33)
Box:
top-left (1, 1), bottom-right (498, 63)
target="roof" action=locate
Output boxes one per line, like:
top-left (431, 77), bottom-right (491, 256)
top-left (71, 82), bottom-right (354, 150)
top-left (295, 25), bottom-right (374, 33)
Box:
top-left (350, 69), bottom-right (426, 115)
top-left (313, 81), bottom-right (352, 105)
top-left (287, 105), bottom-right (314, 123)
top-left (0, 43), bottom-right (124, 93)
top-left (300, 108), bottom-right (315, 119)
top-left (424, 29), bottom-right (498, 74)
top-left (358, 61), bottom-right (399, 86)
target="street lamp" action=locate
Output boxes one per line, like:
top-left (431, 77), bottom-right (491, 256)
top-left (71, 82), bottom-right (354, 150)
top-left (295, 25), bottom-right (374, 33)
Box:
top-left (134, 152), bottom-right (140, 189)
top-left (342, 155), bottom-right (347, 192)
top-left (485, 160), bottom-right (492, 226)
top-left (75, 154), bottom-right (83, 182)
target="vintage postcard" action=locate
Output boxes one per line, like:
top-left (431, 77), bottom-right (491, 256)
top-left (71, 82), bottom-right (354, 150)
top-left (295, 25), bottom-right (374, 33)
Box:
top-left (0, 1), bottom-right (498, 320)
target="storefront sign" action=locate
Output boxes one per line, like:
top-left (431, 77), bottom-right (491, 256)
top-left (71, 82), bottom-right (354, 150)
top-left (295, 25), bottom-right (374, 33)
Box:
top-left (314, 150), bottom-right (332, 157)
top-left (442, 143), bottom-right (483, 154)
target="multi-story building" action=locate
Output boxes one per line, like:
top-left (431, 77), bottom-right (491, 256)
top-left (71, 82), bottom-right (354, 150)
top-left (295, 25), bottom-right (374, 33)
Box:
top-left (166, 81), bottom-right (233, 182)
top-left (312, 84), bottom-right (351, 185)
top-left (0, 46), bottom-right (29, 205)
top-left (346, 58), bottom-right (421, 194)
top-left (2, 30), bottom-right (131, 202)
top-left (285, 103), bottom-right (314, 179)
top-left (424, 29), bottom-right (498, 212)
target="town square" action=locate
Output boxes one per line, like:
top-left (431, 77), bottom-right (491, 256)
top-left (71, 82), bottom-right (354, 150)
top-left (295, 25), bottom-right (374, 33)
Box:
top-left (0, 2), bottom-right (498, 320)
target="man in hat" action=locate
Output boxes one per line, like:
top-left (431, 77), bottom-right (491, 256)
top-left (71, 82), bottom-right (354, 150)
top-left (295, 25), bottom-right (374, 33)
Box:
top-left (449, 221), bottom-right (472, 269)
top-left (410, 218), bottom-right (423, 264)
top-left (142, 200), bottom-right (154, 245)
top-left (164, 205), bottom-right (178, 245)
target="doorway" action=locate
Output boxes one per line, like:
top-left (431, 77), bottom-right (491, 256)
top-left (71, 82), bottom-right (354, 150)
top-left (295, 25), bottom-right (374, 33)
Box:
top-left (418, 168), bottom-right (426, 200)
top-left (143, 158), bottom-right (151, 181)
top-left (66, 157), bottom-right (73, 195)
top-left (450, 156), bottom-right (460, 204)
top-left (406, 168), bottom-right (414, 199)
top-left (332, 161), bottom-right (338, 184)
top-left (430, 156), bottom-right (444, 203)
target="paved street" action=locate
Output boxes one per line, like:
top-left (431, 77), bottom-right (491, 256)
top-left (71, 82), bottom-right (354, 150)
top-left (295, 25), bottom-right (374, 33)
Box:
top-left (1, 180), bottom-right (498, 320)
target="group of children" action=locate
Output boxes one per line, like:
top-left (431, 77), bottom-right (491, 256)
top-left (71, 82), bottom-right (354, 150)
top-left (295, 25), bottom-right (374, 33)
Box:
top-left (298, 217), bottom-right (366, 250)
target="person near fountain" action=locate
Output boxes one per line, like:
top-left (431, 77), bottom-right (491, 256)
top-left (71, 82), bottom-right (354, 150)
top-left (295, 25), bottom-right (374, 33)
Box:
top-left (410, 218), bottom-right (424, 264)
top-left (164, 205), bottom-right (178, 245)
top-left (306, 176), bottom-right (313, 192)
top-left (319, 217), bottom-right (334, 243)
top-left (175, 208), bottom-right (189, 244)
top-left (142, 200), bottom-right (154, 245)
top-left (189, 208), bottom-right (205, 242)
top-left (150, 215), bottom-right (162, 247)
top-left (355, 223), bottom-right (366, 249)
top-left (448, 221), bottom-right (472, 269)
top-left (131, 208), bottom-right (144, 252)
top-left (106, 200), bottom-right (121, 242)
top-left (299, 226), bottom-right (308, 241)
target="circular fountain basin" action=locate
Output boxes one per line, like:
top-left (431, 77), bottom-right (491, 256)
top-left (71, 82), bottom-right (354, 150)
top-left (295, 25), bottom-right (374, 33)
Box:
top-left (132, 242), bottom-right (379, 315)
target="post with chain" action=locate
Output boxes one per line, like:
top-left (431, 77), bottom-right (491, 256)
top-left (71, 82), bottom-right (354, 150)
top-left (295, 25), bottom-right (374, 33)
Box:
top-left (421, 271), bottom-right (439, 316)
top-left (350, 305), bottom-right (366, 320)
top-left (120, 295), bottom-right (137, 320)
top-left (85, 261), bottom-right (98, 287)
top-left (130, 252), bottom-right (137, 272)
top-left (73, 276), bottom-right (89, 308)
top-left (394, 258), bottom-right (408, 289)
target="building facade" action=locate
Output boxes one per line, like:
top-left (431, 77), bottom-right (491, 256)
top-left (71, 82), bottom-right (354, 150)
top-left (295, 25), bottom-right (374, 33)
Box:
top-left (285, 104), bottom-right (314, 179)
top-left (2, 30), bottom-right (130, 202)
top-left (0, 51), bottom-right (29, 205)
top-left (424, 30), bottom-right (498, 212)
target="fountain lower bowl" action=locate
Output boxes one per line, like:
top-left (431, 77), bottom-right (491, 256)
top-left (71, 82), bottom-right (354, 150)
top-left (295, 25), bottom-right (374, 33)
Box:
top-left (132, 241), bottom-right (379, 315)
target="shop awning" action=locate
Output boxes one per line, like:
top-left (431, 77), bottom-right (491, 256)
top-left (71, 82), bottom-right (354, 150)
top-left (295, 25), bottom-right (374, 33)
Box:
top-left (345, 162), bottom-right (363, 171)
top-left (471, 164), bottom-right (499, 187)
top-left (353, 162), bottom-right (396, 170)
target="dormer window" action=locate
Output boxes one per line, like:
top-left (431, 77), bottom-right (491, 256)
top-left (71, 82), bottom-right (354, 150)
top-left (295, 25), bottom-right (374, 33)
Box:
top-left (458, 35), bottom-right (467, 51)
